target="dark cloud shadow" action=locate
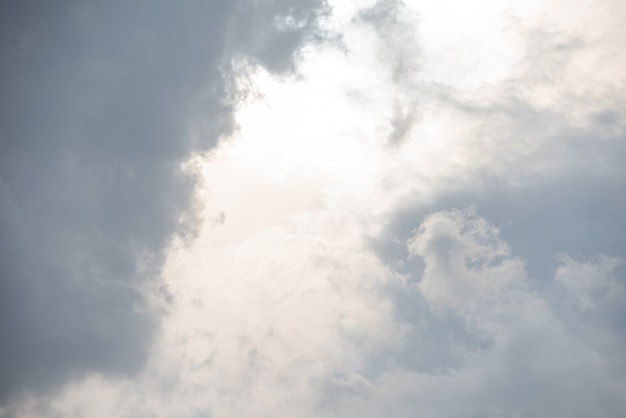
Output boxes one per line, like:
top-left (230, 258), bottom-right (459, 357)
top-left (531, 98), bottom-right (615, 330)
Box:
top-left (0, 0), bottom-right (328, 402)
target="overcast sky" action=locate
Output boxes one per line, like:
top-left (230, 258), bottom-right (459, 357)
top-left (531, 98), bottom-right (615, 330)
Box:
top-left (1, 0), bottom-right (625, 417)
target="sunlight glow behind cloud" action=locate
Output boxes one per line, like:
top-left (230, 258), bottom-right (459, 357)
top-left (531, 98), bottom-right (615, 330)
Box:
top-left (1, 0), bottom-right (625, 416)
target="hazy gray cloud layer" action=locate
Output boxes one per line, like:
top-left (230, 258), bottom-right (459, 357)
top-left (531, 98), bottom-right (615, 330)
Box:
top-left (0, 0), bottom-right (327, 401)
top-left (1, 0), bottom-right (625, 416)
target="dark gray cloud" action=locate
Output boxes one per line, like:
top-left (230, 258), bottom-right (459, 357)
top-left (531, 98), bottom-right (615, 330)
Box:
top-left (227, 0), bottom-right (330, 73)
top-left (0, 0), bottom-right (327, 401)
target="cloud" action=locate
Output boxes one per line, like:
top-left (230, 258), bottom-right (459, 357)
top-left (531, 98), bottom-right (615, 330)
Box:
top-left (326, 209), bottom-right (626, 418)
top-left (2, 0), bottom-right (626, 416)
top-left (369, 0), bottom-right (626, 283)
top-left (1, 207), bottom-right (407, 417)
top-left (407, 207), bottom-right (527, 315)
top-left (359, 0), bottom-right (421, 145)
top-left (226, 0), bottom-right (332, 73)
top-left (555, 254), bottom-right (625, 311)
top-left (0, 0), bottom-right (329, 402)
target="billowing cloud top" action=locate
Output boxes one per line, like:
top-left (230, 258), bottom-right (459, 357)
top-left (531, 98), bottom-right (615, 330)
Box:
top-left (1, 0), bottom-right (625, 417)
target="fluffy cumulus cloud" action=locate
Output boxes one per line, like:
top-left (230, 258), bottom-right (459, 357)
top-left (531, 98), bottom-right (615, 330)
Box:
top-left (1, 0), bottom-right (626, 416)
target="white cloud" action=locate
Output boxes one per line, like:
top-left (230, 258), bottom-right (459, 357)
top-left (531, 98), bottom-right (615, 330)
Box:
top-left (555, 254), bottom-right (626, 311)
top-left (311, 209), bottom-right (626, 418)
top-left (407, 207), bottom-right (527, 315)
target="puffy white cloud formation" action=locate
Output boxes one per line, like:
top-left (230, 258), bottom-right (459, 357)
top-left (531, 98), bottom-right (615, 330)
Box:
top-left (407, 207), bottom-right (526, 315)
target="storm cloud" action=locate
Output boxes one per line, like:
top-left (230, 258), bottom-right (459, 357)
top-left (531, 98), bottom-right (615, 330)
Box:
top-left (0, 0), bottom-right (327, 401)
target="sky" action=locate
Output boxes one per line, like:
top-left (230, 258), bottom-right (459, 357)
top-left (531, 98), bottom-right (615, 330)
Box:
top-left (0, 0), bottom-right (625, 417)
